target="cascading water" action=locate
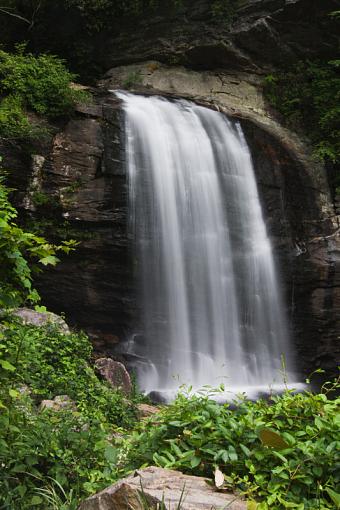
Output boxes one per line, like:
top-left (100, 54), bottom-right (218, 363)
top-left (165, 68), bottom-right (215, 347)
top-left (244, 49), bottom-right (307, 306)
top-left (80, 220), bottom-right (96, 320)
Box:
top-left (117, 91), bottom-right (299, 400)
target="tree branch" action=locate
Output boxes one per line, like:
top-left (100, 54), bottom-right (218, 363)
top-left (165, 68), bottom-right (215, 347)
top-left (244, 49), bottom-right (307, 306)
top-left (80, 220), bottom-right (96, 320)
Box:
top-left (0, 6), bottom-right (31, 24)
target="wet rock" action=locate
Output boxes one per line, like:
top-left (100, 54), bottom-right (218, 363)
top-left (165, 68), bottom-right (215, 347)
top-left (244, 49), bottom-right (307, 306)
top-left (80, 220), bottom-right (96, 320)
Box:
top-left (12, 308), bottom-right (70, 334)
top-left (78, 466), bottom-right (247, 510)
top-left (95, 357), bottom-right (132, 395)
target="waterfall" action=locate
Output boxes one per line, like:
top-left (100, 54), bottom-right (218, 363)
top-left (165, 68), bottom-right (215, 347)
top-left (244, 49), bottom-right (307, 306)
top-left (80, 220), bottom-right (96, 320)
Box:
top-left (117, 92), bottom-right (299, 400)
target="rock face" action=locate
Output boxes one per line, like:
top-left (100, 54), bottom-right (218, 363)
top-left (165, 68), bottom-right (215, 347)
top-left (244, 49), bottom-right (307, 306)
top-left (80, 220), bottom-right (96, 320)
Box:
top-left (94, 357), bottom-right (132, 394)
top-left (92, 0), bottom-right (339, 75)
top-left (78, 466), bottom-right (247, 510)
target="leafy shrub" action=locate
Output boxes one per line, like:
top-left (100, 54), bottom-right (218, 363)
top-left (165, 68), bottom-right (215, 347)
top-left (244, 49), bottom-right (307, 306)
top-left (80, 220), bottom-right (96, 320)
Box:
top-left (0, 94), bottom-right (41, 139)
top-left (264, 61), bottom-right (340, 165)
top-left (1, 319), bottom-right (139, 426)
top-left (0, 173), bottom-right (77, 307)
top-left (115, 384), bottom-right (340, 509)
top-left (0, 400), bottom-right (117, 509)
top-left (0, 47), bottom-right (89, 139)
top-left (0, 318), bottom-right (142, 508)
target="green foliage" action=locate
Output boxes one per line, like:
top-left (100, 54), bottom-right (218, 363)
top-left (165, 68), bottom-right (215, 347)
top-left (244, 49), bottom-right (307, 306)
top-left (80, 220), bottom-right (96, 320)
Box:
top-left (264, 60), bottom-right (340, 166)
top-left (0, 94), bottom-right (41, 139)
top-left (123, 70), bottom-right (143, 89)
top-left (0, 172), bottom-right (77, 307)
top-left (115, 383), bottom-right (340, 509)
top-left (211, 0), bottom-right (238, 23)
top-left (0, 318), bottom-right (142, 508)
top-left (1, 319), bottom-right (138, 425)
top-left (31, 190), bottom-right (59, 208)
top-left (0, 47), bottom-right (89, 139)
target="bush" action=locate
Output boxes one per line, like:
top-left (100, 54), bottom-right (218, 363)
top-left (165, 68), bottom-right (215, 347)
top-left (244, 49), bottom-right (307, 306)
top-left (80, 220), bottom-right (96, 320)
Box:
top-left (0, 172), bottom-right (77, 307)
top-left (1, 318), bottom-right (139, 426)
top-left (0, 47), bottom-right (89, 139)
top-left (0, 402), bottom-right (118, 509)
top-left (0, 318), bottom-right (142, 508)
top-left (264, 60), bottom-right (340, 165)
top-left (115, 384), bottom-right (340, 509)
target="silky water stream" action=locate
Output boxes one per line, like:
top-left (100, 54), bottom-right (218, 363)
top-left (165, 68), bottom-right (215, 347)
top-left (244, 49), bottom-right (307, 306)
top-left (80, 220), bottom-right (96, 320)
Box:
top-left (116, 92), bottom-right (302, 401)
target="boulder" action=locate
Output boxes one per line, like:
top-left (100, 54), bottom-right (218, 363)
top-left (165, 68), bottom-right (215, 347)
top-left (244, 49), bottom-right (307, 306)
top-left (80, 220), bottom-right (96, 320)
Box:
top-left (137, 403), bottom-right (159, 419)
top-left (12, 308), bottom-right (70, 334)
top-left (78, 466), bottom-right (247, 510)
top-left (39, 395), bottom-right (76, 412)
top-left (94, 357), bottom-right (132, 395)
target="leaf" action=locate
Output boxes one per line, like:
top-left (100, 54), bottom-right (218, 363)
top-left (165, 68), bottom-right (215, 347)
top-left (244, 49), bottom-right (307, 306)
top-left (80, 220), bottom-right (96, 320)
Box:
top-left (39, 255), bottom-right (58, 266)
top-left (30, 495), bottom-right (43, 505)
top-left (326, 488), bottom-right (340, 508)
top-left (0, 359), bottom-right (16, 371)
top-left (247, 502), bottom-right (258, 510)
top-left (214, 467), bottom-right (224, 488)
top-left (8, 388), bottom-right (19, 398)
top-left (104, 445), bottom-right (118, 464)
top-left (190, 455), bottom-right (201, 468)
top-left (240, 444), bottom-right (251, 457)
top-left (258, 428), bottom-right (289, 450)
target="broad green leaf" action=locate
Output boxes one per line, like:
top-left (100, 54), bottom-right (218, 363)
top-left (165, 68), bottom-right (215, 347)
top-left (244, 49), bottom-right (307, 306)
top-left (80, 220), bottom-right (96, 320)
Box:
top-left (30, 495), bottom-right (43, 505)
top-left (39, 255), bottom-right (58, 266)
top-left (190, 455), bottom-right (201, 468)
top-left (247, 502), bottom-right (258, 510)
top-left (104, 445), bottom-right (118, 464)
top-left (258, 427), bottom-right (289, 450)
top-left (0, 359), bottom-right (16, 371)
top-left (326, 488), bottom-right (340, 508)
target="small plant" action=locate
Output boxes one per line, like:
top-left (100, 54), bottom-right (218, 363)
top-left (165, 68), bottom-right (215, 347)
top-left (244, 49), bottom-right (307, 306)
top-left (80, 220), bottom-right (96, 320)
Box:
top-left (123, 70), bottom-right (143, 89)
top-left (31, 190), bottom-right (59, 208)
top-left (211, 0), bottom-right (238, 24)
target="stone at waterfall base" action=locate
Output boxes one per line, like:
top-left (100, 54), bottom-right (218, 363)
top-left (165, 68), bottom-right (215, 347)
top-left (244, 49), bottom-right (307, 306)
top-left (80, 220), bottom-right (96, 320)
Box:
top-left (78, 466), bottom-right (247, 510)
top-left (94, 357), bottom-right (132, 395)
top-left (136, 403), bottom-right (159, 419)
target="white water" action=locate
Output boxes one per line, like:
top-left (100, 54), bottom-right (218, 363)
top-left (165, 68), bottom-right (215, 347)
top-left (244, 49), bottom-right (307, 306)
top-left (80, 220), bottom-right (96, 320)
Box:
top-left (117, 92), bottom-right (299, 399)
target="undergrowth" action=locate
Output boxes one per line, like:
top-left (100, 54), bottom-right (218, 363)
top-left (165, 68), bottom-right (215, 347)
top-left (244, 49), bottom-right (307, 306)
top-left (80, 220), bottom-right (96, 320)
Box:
top-left (113, 382), bottom-right (340, 510)
top-left (264, 59), bottom-right (340, 195)
top-left (0, 317), bottom-right (142, 509)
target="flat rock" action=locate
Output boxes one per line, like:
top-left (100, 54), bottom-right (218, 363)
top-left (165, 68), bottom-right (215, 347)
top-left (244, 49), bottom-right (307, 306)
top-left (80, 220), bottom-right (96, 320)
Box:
top-left (12, 308), bottom-right (70, 333)
top-left (78, 466), bottom-right (247, 510)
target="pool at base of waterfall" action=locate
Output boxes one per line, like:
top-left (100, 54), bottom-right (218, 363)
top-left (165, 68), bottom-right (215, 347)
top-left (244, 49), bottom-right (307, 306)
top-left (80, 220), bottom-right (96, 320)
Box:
top-left (147, 383), bottom-right (307, 404)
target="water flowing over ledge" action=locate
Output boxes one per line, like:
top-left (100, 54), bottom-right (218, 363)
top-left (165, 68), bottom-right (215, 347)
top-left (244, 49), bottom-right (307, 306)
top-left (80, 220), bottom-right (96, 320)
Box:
top-left (116, 91), bottom-right (300, 400)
